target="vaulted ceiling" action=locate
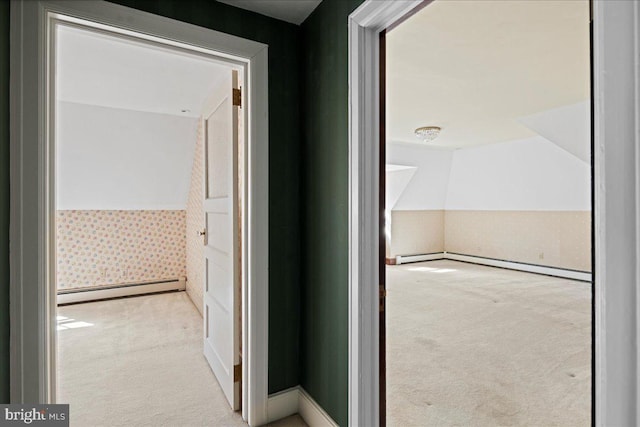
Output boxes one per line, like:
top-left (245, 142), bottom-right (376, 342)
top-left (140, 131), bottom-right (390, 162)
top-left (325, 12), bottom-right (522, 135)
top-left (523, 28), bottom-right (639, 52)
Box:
top-left (386, 0), bottom-right (590, 148)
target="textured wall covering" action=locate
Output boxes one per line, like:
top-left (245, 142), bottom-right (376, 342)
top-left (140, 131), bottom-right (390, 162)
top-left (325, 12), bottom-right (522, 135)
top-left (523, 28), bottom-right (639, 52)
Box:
top-left (390, 210), bottom-right (445, 258)
top-left (445, 210), bottom-right (592, 272)
top-left (56, 210), bottom-right (186, 289)
top-left (389, 210), bottom-right (592, 271)
top-left (300, 0), bottom-right (365, 424)
top-left (186, 122), bottom-right (205, 314)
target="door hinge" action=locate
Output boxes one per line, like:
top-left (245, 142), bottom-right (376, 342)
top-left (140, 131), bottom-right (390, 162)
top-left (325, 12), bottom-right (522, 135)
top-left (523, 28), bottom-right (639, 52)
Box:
top-left (379, 285), bottom-right (386, 312)
top-left (234, 363), bottom-right (242, 382)
top-left (233, 88), bottom-right (242, 107)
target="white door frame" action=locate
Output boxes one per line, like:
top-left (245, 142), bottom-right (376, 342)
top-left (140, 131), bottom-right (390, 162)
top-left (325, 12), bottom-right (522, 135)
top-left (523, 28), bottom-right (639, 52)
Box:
top-left (9, 1), bottom-right (270, 426)
top-left (348, 0), bottom-right (640, 426)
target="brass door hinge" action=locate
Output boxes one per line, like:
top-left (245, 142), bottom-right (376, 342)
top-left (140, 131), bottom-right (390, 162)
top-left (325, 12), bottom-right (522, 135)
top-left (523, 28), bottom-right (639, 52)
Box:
top-left (379, 285), bottom-right (386, 312)
top-left (234, 363), bottom-right (242, 382)
top-left (233, 88), bottom-right (242, 107)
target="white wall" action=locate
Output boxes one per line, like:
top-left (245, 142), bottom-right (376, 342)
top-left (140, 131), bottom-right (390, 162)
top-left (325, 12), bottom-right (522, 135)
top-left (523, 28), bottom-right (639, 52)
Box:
top-left (386, 165), bottom-right (416, 210)
top-left (519, 101), bottom-right (590, 163)
top-left (386, 142), bottom-right (453, 210)
top-left (445, 136), bottom-right (591, 211)
top-left (56, 101), bottom-right (198, 210)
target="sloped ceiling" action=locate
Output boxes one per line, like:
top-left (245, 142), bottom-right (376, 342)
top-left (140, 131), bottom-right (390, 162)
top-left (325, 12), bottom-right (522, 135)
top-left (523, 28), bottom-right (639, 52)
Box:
top-left (386, 0), bottom-right (590, 148)
top-left (56, 25), bottom-right (229, 210)
top-left (57, 25), bottom-right (230, 118)
top-left (519, 101), bottom-right (590, 163)
top-left (56, 102), bottom-right (198, 211)
top-left (386, 165), bottom-right (417, 211)
top-left (216, 0), bottom-right (322, 24)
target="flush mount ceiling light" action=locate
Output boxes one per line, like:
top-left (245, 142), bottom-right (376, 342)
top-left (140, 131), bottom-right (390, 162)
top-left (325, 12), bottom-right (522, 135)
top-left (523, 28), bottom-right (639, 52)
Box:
top-left (414, 126), bottom-right (442, 142)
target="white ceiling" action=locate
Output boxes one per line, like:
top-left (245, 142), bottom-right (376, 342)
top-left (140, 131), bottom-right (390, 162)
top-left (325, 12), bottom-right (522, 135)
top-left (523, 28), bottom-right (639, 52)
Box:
top-left (57, 102), bottom-right (198, 210)
top-left (57, 25), bottom-right (231, 118)
top-left (55, 25), bottom-right (221, 210)
top-left (386, 0), bottom-right (590, 148)
top-left (216, 0), bottom-right (322, 25)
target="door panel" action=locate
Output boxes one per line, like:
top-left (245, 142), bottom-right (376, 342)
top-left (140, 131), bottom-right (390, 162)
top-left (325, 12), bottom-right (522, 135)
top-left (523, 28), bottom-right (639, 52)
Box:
top-left (202, 70), bottom-right (241, 411)
top-left (206, 97), bottom-right (232, 199)
top-left (207, 212), bottom-right (232, 254)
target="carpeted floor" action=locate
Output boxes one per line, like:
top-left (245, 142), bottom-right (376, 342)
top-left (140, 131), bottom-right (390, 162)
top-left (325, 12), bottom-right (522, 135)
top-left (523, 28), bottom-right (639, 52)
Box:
top-left (59, 261), bottom-right (591, 426)
top-left (57, 292), bottom-right (306, 427)
top-left (386, 260), bottom-right (591, 426)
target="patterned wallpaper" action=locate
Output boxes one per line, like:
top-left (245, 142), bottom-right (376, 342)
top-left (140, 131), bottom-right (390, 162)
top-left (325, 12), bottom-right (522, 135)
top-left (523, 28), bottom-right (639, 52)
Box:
top-left (56, 210), bottom-right (186, 289)
top-left (389, 210), bottom-right (444, 258)
top-left (389, 209), bottom-right (592, 272)
top-left (185, 120), bottom-right (205, 315)
top-left (445, 210), bottom-right (592, 272)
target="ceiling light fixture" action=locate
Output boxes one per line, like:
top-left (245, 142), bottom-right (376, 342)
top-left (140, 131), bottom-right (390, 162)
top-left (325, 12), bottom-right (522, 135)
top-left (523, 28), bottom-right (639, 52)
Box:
top-left (414, 126), bottom-right (441, 142)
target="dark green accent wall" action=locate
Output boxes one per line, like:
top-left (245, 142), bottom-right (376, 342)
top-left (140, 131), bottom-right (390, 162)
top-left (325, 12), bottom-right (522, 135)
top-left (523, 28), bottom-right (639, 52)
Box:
top-left (0, 0), bottom-right (303, 398)
top-left (0, 0), bottom-right (10, 404)
top-left (299, 0), bottom-right (364, 425)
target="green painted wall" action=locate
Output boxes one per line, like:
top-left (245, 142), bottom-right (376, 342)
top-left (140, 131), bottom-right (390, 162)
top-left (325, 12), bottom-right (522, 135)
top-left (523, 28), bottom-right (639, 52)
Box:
top-left (0, 0), bottom-right (303, 399)
top-left (299, 0), bottom-right (364, 425)
top-left (0, 0), bottom-right (10, 404)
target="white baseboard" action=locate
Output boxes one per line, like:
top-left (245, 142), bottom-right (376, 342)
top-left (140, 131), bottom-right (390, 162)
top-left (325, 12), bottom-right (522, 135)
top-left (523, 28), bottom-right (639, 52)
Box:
top-left (267, 386), bottom-right (338, 427)
top-left (395, 252), bottom-right (445, 264)
top-left (266, 387), bottom-right (300, 424)
top-left (444, 253), bottom-right (592, 282)
top-left (56, 277), bottom-right (186, 304)
top-left (298, 387), bottom-right (338, 427)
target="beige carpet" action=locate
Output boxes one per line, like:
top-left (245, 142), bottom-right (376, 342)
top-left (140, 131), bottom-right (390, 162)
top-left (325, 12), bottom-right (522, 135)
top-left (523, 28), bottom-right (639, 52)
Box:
top-left (386, 260), bottom-right (591, 426)
top-left (58, 292), bottom-right (306, 427)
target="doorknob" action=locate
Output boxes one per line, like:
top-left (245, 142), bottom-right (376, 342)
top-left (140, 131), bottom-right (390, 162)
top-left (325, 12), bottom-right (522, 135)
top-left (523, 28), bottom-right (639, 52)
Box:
top-left (198, 229), bottom-right (206, 236)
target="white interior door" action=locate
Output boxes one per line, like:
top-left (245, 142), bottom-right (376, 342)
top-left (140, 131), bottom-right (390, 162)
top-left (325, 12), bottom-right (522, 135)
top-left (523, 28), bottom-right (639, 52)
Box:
top-left (202, 70), bottom-right (241, 410)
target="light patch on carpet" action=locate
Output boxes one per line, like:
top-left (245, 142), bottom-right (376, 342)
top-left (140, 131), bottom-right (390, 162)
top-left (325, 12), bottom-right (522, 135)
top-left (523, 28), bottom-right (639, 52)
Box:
top-left (59, 292), bottom-right (243, 426)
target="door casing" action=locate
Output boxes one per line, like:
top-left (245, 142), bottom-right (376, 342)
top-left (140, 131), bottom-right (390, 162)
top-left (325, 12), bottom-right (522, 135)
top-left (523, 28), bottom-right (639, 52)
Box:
top-left (348, 0), bottom-right (640, 426)
top-left (9, 1), bottom-right (270, 425)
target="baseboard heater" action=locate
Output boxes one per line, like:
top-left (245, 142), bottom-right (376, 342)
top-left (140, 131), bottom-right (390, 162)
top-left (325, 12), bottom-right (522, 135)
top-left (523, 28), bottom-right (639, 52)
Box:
top-left (395, 252), bottom-right (445, 265)
top-left (394, 252), bottom-right (592, 282)
top-left (57, 277), bottom-right (186, 305)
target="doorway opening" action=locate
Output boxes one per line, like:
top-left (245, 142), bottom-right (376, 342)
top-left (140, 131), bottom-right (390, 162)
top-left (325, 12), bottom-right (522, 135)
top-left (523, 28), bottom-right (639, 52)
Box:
top-left (381, 1), bottom-right (592, 425)
top-left (10, 1), bottom-right (269, 425)
top-left (53, 19), bottom-right (247, 424)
